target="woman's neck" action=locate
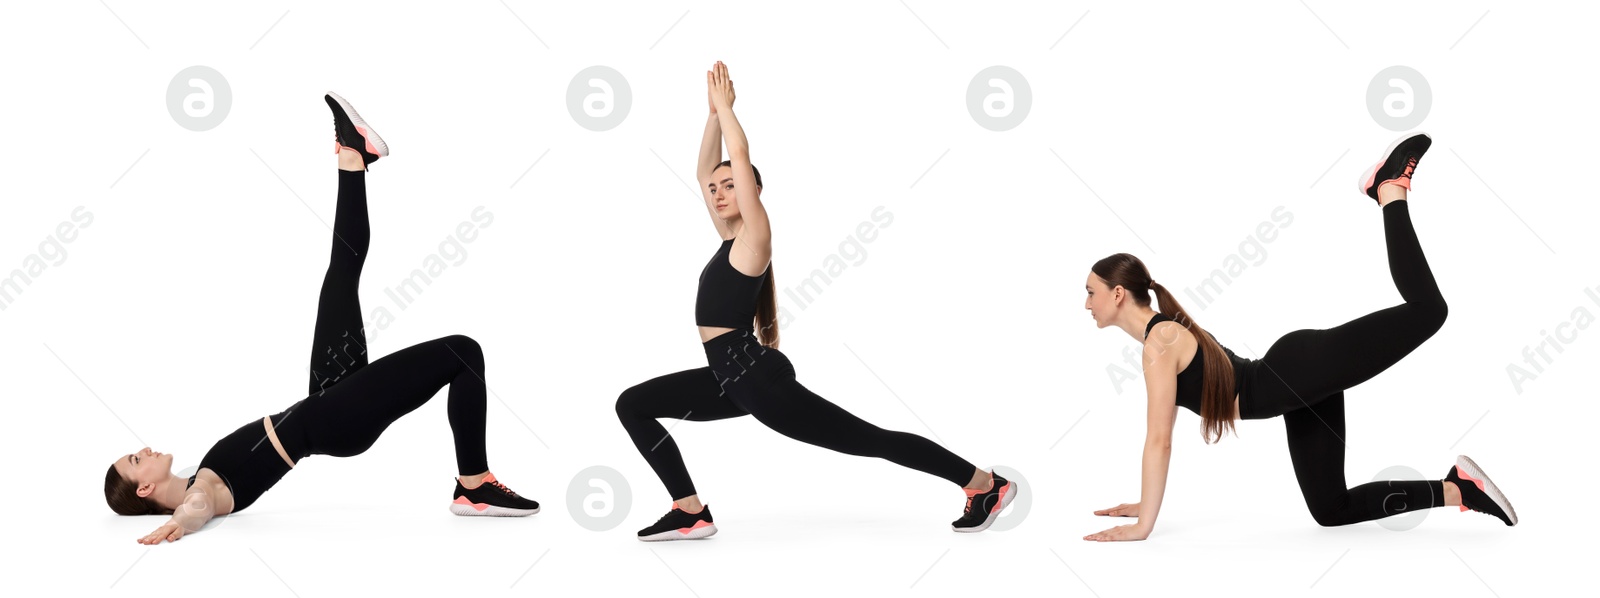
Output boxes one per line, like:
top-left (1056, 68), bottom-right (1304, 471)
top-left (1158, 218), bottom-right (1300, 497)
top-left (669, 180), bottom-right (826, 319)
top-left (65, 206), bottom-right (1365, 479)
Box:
top-left (1119, 306), bottom-right (1160, 342)
top-left (157, 472), bottom-right (188, 510)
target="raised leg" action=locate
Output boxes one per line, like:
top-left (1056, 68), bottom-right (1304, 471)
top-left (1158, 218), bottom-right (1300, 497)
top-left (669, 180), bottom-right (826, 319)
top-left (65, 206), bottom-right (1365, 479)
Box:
top-left (1250, 201), bottom-right (1447, 415)
top-left (307, 166), bottom-right (372, 396)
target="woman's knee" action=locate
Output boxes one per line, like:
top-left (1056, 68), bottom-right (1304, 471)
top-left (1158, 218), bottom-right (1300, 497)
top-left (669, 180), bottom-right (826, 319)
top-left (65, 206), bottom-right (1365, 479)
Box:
top-left (1425, 297), bottom-right (1449, 332)
top-left (438, 334), bottom-right (484, 366)
top-left (615, 384), bottom-right (649, 419)
top-left (1302, 496), bottom-right (1349, 527)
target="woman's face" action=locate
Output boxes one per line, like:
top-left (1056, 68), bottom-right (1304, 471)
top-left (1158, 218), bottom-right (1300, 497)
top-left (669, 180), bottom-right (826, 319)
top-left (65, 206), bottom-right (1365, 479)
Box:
top-left (112, 447), bottom-right (172, 496)
top-left (708, 165), bottom-right (757, 220)
top-left (1084, 273), bottom-right (1120, 329)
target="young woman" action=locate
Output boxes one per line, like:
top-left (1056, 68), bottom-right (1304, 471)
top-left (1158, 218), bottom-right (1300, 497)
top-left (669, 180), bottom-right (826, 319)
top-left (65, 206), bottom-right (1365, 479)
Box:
top-left (614, 62), bottom-right (1016, 541)
top-left (105, 92), bottom-right (540, 545)
top-left (1080, 132), bottom-right (1517, 542)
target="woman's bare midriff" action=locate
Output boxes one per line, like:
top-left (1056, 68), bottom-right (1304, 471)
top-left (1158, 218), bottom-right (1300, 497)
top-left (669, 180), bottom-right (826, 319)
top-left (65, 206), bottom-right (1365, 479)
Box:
top-left (698, 325), bottom-right (738, 343)
top-left (262, 416), bottom-right (296, 468)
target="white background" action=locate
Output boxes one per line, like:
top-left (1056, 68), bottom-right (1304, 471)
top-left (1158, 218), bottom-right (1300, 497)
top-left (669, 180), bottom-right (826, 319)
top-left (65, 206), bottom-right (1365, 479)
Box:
top-left (2, 1), bottom-right (1594, 596)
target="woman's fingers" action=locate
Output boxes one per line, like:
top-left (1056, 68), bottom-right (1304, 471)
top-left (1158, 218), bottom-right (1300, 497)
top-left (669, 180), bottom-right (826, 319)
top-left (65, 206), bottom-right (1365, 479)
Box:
top-left (1084, 525), bottom-right (1124, 541)
top-left (1093, 503), bottom-right (1130, 516)
top-left (138, 528), bottom-right (163, 544)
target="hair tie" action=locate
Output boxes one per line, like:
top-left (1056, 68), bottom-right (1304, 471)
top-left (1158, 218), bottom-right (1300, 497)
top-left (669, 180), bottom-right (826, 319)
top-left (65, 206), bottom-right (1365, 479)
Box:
top-left (1148, 279), bottom-right (1158, 288)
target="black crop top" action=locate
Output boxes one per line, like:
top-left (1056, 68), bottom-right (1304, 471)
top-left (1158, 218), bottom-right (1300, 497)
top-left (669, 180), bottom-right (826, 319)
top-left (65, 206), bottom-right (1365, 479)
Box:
top-left (1143, 313), bottom-right (1255, 416)
top-left (695, 237), bottom-right (770, 329)
top-left (184, 401), bottom-right (307, 512)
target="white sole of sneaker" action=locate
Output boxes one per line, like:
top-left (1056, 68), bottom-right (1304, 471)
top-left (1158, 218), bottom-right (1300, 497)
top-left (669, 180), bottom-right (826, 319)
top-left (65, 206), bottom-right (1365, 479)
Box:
top-left (952, 478), bottom-right (1019, 533)
top-left (638, 523), bottom-right (718, 542)
top-left (1457, 455), bottom-right (1518, 526)
top-left (1357, 131), bottom-right (1430, 196)
top-left (449, 502), bottom-right (540, 517)
top-left (326, 91), bottom-right (389, 157)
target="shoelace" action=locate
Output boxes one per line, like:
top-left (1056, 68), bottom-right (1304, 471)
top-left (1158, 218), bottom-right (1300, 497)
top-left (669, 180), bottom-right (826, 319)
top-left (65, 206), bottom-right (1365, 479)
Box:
top-left (486, 478), bottom-right (519, 497)
top-left (655, 504), bottom-right (693, 525)
top-left (1398, 156), bottom-right (1418, 180)
top-left (963, 488), bottom-right (987, 515)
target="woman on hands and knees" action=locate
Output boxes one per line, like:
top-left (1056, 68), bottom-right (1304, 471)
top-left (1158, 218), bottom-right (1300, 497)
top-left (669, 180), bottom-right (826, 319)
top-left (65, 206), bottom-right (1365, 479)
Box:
top-left (1081, 133), bottom-right (1516, 541)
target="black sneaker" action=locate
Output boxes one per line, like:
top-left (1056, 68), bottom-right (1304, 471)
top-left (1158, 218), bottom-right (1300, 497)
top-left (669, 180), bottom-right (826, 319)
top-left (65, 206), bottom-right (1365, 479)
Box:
top-left (325, 91), bottom-right (389, 168)
top-left (1446, 455), bottom-right (1517, 526)
top-left (450, 473), bottom-right (540, 517)
top-left (1357, 132), bottom-right (1431, 203)
top-left (952, 470), bottom-right (1016, 532)
top-left (637, 503), bottom-right (717, 542)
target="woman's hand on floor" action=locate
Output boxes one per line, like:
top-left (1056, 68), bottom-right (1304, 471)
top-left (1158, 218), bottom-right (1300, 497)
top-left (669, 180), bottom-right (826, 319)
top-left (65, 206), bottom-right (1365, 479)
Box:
top-left (1083, 522), bottom-right (1151, 542)
top-left (136, 520), bottom-right (186, 545)
top-left (1093, 502), bottom-right (1140, 517)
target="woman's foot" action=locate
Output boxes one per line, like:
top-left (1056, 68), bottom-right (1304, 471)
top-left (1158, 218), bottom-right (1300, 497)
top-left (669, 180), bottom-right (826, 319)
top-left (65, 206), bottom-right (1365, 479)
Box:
top-left (450, 473), bottom-right (541, 517)
top-left (952, 469), bottom-right (1016, 532)
top-left (637, 503), bottom-right (717, 541)
top-left (1445, 455), bottom-right (1518, 526)
top-left (325, 91), bottom-right (388, 168)
top-left (1358, 132), bottom-right (1431, 204)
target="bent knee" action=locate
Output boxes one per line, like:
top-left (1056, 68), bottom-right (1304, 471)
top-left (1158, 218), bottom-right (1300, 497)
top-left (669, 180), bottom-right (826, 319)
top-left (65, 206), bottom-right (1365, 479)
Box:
top-left (440, 334), bottom-right (484, 361)
top-left (615, 385), bottom-right (646, 418)
top-left (1306, 504), bottom-right (1347, 527)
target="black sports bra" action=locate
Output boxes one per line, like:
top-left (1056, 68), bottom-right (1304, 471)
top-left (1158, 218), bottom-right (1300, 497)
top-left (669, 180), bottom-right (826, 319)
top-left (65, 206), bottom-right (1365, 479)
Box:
top-left (184, 402), bottom-right (306, 512)
top-left (1143, 312), bottom-right (1253, 415)
top-left (695, 237), bottom-right (770, 329)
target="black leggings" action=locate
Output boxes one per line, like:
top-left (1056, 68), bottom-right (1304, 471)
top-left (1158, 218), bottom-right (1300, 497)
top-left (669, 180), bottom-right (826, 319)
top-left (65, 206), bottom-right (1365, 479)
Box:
top-left (615, 329), bottom-right (977, 500)
top-left (282, 170), bottom-right (490, 476)
top-left (1242, 200), bottom-right (1449, 526)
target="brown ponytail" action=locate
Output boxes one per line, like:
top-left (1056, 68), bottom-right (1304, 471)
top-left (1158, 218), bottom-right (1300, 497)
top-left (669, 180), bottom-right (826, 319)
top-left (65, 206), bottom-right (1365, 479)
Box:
top-left (1092, 253), bottom-right (1238, 443)
top-left (755, 265), bottom-right (779, 349)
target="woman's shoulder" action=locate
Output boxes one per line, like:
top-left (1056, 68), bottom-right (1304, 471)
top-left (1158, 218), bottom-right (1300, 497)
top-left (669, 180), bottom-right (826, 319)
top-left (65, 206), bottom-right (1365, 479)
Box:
top-left (188, 468), bottom-right (236, 513)
top-left (1143, 318), bottom-right (1198, 366)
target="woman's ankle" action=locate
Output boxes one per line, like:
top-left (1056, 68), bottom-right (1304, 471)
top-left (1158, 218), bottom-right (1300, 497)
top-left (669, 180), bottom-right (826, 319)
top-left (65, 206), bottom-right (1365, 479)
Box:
top-left (1442, 480), bottom-right (1461, 507)
top-left (674, 495), bottom-right (705, 513)
top-left (1377, 183), bottom-right (1407, 206)
top-left (338, 147), bottom-right (365, 171)
top-left (964, 468), bottom-right (994, 492)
